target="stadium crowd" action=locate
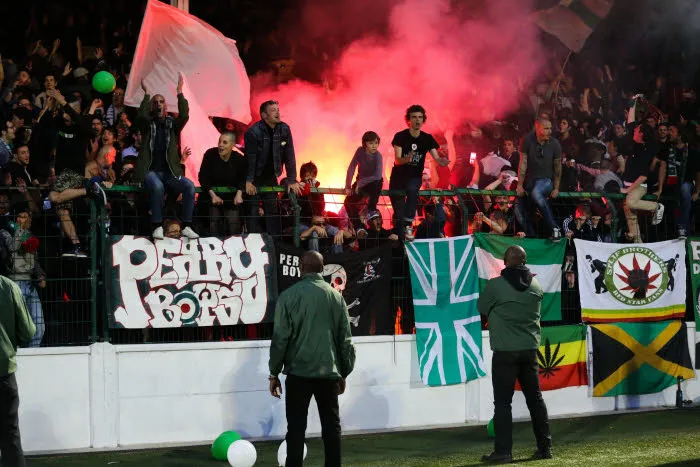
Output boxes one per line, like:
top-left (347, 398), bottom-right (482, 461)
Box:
top-left (0, 1), bottom-right (698, 346)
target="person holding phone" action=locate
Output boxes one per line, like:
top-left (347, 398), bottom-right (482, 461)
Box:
top-left (269, 251), bottom-right (356, 467)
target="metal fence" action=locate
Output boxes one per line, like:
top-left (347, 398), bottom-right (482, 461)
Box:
top-left (2, 184), bottom-right (692, 347)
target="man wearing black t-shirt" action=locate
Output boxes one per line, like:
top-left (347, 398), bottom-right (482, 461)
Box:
top-left (514, 117), bottom-right (563, 241)
top-left (389, 105), bottom-right (449, 240)
top-left (621, 124), bottom-right (665, 243)
top-left (670, 125), bottom-right (700, 238)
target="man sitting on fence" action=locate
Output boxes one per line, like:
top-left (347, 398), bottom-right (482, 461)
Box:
top-left (133, 73), bottom-right (198, 240)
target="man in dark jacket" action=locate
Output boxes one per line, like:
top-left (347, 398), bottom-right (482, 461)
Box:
top-left (244, 100), bottom-right (301, 236)
top-left (0, 275), bottom-right (36, 467)
top-left (269, 251), bottom-right (355, 467)
top-left (477, 245), bottom-right (552, 463)
top-left (134, 73), bottom-right (198, 240)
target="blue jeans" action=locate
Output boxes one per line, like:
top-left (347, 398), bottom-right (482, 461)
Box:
top-left (300, 224), bottom-right (343, 254)
top-left (678, 181), bottom-right (694, 231)
top-left (144, 171), bottom-right (195, 224)
top-left (17, 280), bottom-right (43, 348)
top-left (514, 178), bottom-right (558, 237)
top-left (389, 176), bottom-right (422, 232)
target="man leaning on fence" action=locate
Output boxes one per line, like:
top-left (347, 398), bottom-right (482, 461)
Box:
top-left (269, 251), bottom-right (356, 467)
top-left (0, 274), bottom-right (36, 467)
top-left (477, 245), bottom-right (552, 464)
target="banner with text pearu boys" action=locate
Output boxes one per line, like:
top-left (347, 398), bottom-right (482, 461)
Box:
top-left (108, 234), bottom-right (276, 328)
top-left (575, 239), bottom-right (686, 323)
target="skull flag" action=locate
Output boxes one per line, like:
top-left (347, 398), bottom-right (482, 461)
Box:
top-left (275, 242), bottom-right (393, 336)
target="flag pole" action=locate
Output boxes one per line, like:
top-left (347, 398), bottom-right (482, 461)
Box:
top-left (552, 50), bottom-right (573, 121)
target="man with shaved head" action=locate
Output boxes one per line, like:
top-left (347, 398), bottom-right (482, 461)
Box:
top-left (477, 245), bottom-right (552, 463)
top-left (269, 251), bottom-right (356, 467)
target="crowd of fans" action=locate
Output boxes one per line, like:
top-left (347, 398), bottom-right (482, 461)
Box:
top-left (1, 2), bottom-right (699, 346)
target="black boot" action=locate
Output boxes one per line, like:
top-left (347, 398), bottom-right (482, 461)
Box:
top-left (481, 451), bottom-right (513, 463)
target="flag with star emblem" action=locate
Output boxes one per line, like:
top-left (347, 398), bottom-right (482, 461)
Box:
top-left (474, 234), bottom-right (566, 322)
top-left (406, 235), bottom-right (487, 386)
top-left (591, 321), bottom-right (694, 396)
top-left (575, 240), bottom-right (686, 323)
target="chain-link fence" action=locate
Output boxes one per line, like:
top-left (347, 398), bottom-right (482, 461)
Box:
top-left (1, 184), bottom-right (691, 347)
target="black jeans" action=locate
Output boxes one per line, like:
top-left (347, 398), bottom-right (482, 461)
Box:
top-left (208, 205), bottom-right (241, 237)
top-left (0, 373), bottom-right (25, 467)
top-left (285, 374), bottom-right (341, 467)
top-left (344, 179), bottom-right (383, 231)
top-left (247, 177), bottom-right (281, 236)
top-left (492, 350), bottom-right (551, 455)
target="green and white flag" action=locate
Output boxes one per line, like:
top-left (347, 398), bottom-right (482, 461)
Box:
top-left (473, 233), bottom-right (566, 322)
top-left (406, 235), bottom-right (486, 386)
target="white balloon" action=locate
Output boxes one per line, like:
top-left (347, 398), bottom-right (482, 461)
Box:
top-left (227, 439), bottom-right (257, 467)
top-left (277, 440), bottom-right (307, 466)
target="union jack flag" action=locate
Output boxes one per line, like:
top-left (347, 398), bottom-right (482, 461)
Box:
top-left (406, 236), bottom-right (486, 386)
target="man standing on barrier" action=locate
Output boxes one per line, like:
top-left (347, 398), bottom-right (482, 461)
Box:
top-left (0, 275), bottom-right (36, 467)
top-left (514, 117), bottom-right (563, 241)
top-left (477, 245), bottom-right (552, 464)
top-left (244, 100), bottom-right (301, 236)
top-left (269, 251), bottom-right (355, 467)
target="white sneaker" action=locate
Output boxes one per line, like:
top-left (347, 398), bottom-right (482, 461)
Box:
top-left (404, 226), bottom-right (415, 241)
top-left (652, 203), bottom-right (664, 226)
top-left (152, 226), bottom-right (164, 240)
top-left (181, 226), bottom-right (200, 239)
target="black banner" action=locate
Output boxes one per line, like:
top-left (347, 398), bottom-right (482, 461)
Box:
top-left (276, 243), bottom-right (393, 336)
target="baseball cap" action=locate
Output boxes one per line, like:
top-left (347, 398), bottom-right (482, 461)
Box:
top-left (367, 210), bottom-right (381, 221)
top-left (73, 67), bottom-right (89, 79)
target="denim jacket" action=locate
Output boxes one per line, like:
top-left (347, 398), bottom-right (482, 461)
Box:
top-left (243, 120), bottom-right (297, 185)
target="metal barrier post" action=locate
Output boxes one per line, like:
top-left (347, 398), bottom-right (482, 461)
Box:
top-left (89, 199), bottom-right (98, 343)
top-left (289, 191), bottom-right (301, 248)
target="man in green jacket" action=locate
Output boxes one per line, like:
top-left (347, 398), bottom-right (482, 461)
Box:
top-left (134, 73), bottom-right (198, 240)
top-left (269, 251), bottom-right (355, 467)
top-left (0, 275), bottom-right (36, 467)
top-left (477, 245), bottom-right (552, 464)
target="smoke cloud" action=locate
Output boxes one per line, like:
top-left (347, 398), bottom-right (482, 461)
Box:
top-left (251, 0), bottom-right (546, 209)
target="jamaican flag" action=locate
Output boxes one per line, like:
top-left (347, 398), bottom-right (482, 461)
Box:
top-left (517, 325), bottom-right (588, 392)
top-left (591, 321), bottom-right (694, 397)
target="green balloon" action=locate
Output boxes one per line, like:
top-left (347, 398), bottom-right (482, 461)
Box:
top-left (211, 431), bottom-right (241, 460)
top-left (92, 71), bottom-right (116, 94)
top-left (487, 419), bottom-right (496, 438)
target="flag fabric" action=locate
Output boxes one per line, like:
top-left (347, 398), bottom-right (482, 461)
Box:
top-left (274, 242), bottom-right (394, 336)
top-left (406, 235), bottom-right (486, 386)
top-left (591, 321), bottom-right (694, 397)
top-left (125, 0), bottom-right (251, 123)
top-left (575, 240), bottom-right (686, 323)
top-left (473, 233), bottom-right (566, 322)
top-left (686, 238), bottom-right (700, 369)
top-left (517, 325), bottom-right (588, 392)
top-left (533, 0), bottom-right (614, 53)
top-left (179, 77), bottom-right (222, 186)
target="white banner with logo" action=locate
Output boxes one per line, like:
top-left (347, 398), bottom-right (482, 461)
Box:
top-left (574, 239), bottom-right (686, 323)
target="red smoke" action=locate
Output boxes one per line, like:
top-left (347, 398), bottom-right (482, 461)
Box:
top-left (251, 0), bottom-right (544, 212)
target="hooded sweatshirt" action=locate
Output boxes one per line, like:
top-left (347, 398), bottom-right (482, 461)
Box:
top-left (477, 265), bottom-right (543, 351)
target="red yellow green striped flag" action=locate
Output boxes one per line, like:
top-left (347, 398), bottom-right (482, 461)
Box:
top-left (517, 324), bottom-right (588, 392)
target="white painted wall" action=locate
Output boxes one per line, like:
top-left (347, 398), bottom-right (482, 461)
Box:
top-left (15, 326), bottom-right (700, 453)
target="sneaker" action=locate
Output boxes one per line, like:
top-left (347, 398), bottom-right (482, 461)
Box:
top-left (481, 451), bottom-right (512, 464)
top-left (404, 226), bottom-right (414, 241)
top-left (357, 228), bottom-right (368, 239)
top-left (651, 203), bottom-right (664, 226)
top-left (532, 448), bottom-right (553, 460)
top-left (84, 180), bottom-right (106, 205)
top-left (678, 228), bottom-right (688, 240)
top-left (551, 228), bottom-right (562, 242)
top-left (181, 226), bottom-right (199, 239)
top-left (152, 226), bottom-right (164, 240)
top-left (62, 246), bottom-right (88, 258)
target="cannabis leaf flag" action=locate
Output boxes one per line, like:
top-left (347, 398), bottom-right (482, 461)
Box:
top-left (517, 325), bottom-right (588, 392)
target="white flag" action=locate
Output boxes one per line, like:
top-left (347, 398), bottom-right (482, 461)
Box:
top-left (125, 0), bottom-right (251, 123)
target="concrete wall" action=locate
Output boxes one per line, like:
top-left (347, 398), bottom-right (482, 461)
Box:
top-left (16, 326), bottom-right (700, 453)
